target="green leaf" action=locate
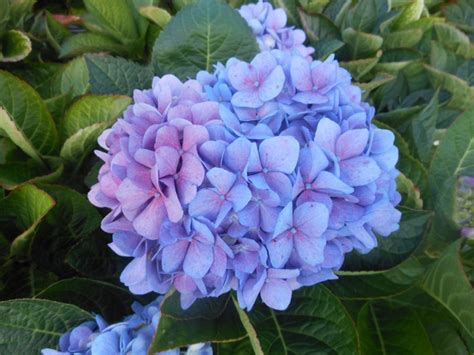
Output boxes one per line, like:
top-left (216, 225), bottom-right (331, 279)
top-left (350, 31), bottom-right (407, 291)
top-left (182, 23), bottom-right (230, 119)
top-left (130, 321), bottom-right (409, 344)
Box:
top-left (340, 52), bottom-right (381, 81)
top-left (84, 0), bottom-right (139, 40)
top-left (356, 73), bottom-right (395, 98)
top-left (342, 28), bottom-right (383, 59)
top-left (139, 6), bottom-right (172, 28)
top-left (59, 32), bottom-right (124, 58)
top-left (44, 12), bottom-right (71, 52)
top-left (424, 65), bottom-right (474, 110)
top-left (349, 0), bottom-right (385, 33)
top-left (246, 285), bottom-right (359, 354)
top-left (0, 299), bottom-right (92, 354)
top-left (357, 302), bottom-right (434, 355)
top-left (8, 0), bottom-right (35, 28)
top-left (85, 54), bottom-right (154, 95)
top-left (62, 95), bottom-right (131, 139)
top-left (433, 23), bottom-right (474, 59)
top-left (0, 156), bottom-right (63, 190)
top-left (0, 30), bottom-right (31, 62)
top-left (397, 173), bottom-right (423, 209)
top-left (152, 0), bottom-right (258, 79)
top-left (328, 256), bottom-right (425, 299)
top-left (66, 233), bottom-right (127, 280)
top-left (422, 240), bottom-right (474, 338)
top-left (409, 92), bottom-right (438, 165)
top-left (36, 278), bottom-right (136, 322)
top-left (429, 106), bottom-right (474, 226)
top-left (150, 292), bottom-right (246, 352)
top-left (60, 123), bottom-right (109, 167)
top-left (0, 71), bottom-right (59, 160)
top-left (59, 94), bottom-right (130, 167)
top-left (390, 0), bottom-right (424, 30)
top-left (383, 29), bottom-right (423, 50)
top-left (344, 208), bottom-right (431, 271)
top-left (0, 184), bottom-right (55, 257)
top-left (0, 0), bottom-right (10, 34)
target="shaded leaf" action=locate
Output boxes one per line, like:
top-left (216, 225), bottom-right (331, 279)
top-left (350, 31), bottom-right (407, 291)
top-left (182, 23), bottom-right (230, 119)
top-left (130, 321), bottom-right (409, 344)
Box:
top-left (0, 299), bottom-right (92, 354)
top-left (60, 32), bottom-right (124, 58)
top-left (36, 278), bottom-right (136, 322)
top-left (152, 0), bottom-right (258, 79)
top-left (0, 30), bottom-right (31, 62)
top-left (85, 54), bottom-right (153, 95)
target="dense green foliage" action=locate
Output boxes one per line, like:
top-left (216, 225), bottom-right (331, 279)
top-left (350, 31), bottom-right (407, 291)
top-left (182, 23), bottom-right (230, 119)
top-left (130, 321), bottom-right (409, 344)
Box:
top-left (0, 0), bottom-right (473, 353)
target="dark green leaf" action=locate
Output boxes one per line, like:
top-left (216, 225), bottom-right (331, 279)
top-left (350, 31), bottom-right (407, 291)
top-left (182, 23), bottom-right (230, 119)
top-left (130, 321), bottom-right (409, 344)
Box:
top-left (36, 278), bottom-right (136, 322)
top-left (246, 285), bottom-right (359, 354)
top-left (0, 30), bottom-right (31, 62)
top-left (357, 302), bottom-right (434, 355)
top-left (0, 299), bottom-right (92, 354)
top-left (60, 32), bottom-right (124, 58)
top-left (422, 240), bottom-right (474, 339)
top-left (152, 0), bottom-right (258, 79)
top-left (342, 28), bottom-right (383, 59)
top-left (150, 291), bottom-right (246, 352)
top-left (0, 71), bottom-right (59, 160)
top-left (85, 54), bottom-right (153, 95)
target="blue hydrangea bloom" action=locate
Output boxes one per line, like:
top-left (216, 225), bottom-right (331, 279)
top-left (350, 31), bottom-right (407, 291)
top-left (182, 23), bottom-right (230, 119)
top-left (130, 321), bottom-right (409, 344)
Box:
top-left (41, 297), bottom-right (212, 355)
top-left (87, 2), bottom-right (401, 312)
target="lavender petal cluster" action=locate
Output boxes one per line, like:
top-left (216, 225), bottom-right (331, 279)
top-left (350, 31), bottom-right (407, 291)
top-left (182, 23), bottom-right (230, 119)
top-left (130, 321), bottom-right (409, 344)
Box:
top-left (41, 296), bottom-right (213, 355)
top-left (88, 5), bottom-right (401, 311)
top-left (238, 0), bottom-right (314, 60)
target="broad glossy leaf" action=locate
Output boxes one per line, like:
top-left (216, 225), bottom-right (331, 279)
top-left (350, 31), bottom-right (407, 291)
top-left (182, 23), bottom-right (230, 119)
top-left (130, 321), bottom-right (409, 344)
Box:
top-left (86, 54), bottom-right (153, 95)
top-left (0, 184), bottom-right (55, 257)
top-left (0, 30), bottom-right (31, 62)
top-left (383, 29), bottom-right (423, 50)
top-left (328, 256), bottom-right (424, 299)
top-left (0, 156), bottom-right (63, 190)
top-left (66, 233), bottom-right (127, 280)
top-left (152, 0), bottom-right (258, 79)
top-left (0, 299), bottom-right (92, 354)
top-left (246, 285), bottom-right (359, 354)
top-left (409, 92), bottom-right (438, 165)
top-left (357, 302), bottom-right (434, 355)
top-left (62, 95), bottom-right (131, 139)
top-left (357, 73), bottom-right (395, 99)
top-left (342, 28), bottom-right (383, 59)
top-left (433, 23), bottom-right (473, 59)
top-left (0, 71), bottom-right (59, 159)
top-left (139, 6), bottom-right (171, 28)
top-left (429, 106), bottom-right (474, 226)
top-left (344, 208), bottom-right (431, 271)
top-left (60, 32), bottom-right (124, 58)
top-left (341, 53), bottom-right (381, 81)
top-left (422, 240), bottom-right (474, 339)
top-left (424, 65), bottom-right (474, 110)
top-left (150, 292), bottom-right (246, 352)
top-left (390, 0), bottom-right (424, 30)
top-left (84, 0), bottom-right (139, 40)
top-left (36, 278), bottom-right (136, 322)
top-left (397, 173), bottom-right (423, 209)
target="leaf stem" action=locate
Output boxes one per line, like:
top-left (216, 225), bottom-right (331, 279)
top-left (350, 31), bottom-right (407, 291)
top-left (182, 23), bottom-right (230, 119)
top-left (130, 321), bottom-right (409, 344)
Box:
top-left (231, 294), bottom-right (264, 355)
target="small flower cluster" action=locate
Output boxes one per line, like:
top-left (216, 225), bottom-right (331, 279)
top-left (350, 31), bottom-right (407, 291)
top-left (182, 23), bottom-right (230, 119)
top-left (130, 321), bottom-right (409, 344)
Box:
top-left (238, 0), bottom-right (314, 60)
top-left (42, 297), bottom-right (212, 355)
top-left (88, 3), bottom-right (401, 311)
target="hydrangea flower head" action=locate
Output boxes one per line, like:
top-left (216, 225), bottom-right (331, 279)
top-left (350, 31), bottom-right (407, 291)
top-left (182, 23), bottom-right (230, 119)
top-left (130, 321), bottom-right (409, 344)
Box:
top-left (88, 3), bottom-right (401, 312)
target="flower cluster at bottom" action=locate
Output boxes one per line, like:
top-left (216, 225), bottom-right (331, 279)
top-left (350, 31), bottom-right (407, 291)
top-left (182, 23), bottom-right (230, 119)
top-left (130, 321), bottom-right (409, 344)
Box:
top-left (41, 296), bottom-right (212, 355)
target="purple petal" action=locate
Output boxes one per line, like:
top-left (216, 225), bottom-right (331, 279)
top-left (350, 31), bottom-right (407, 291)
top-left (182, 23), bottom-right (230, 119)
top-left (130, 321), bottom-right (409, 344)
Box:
top-left (294, 232), bottom-right (326, 266)
top-left (290, 55), bottom-right (312, 91)
top-left (120, 255), bottom-right (150, 294)
top-left (314, 171), bottom-right (353, 195)
top-left (116, 179), bottom-right (152, 220)
top-left (227, 184), bottom-right (252, 211)
top-left (133, 198), bottom-right (167, 240)
top-left (183, 241), bottom-right (214, 278)
top-left (259, 136), bottom-right (299, 174)
top-left (232, 90), bottom-right (263, 108)
top-left (261, 278), bottom-right (292, 310)
top-left (298, 143), bottom-right (329, 182)
top-left (199, 141), bottom-right (226, 167)
top-left (294, 202), bottom-right (329, 238)
top-left (265, 172), bottom-right (293, 203)
top-left (258, 66), bottom-right (285, 102)
top-left (188, 189), bottom-right (222, 220)
top-left (162, 240), bottom-right (188, 273)
top-left (182, 125), bottom-right (209, 151)
top-left (155, 147), bottom-right (180, 177)
top-left (224, 137), bottom-right (252, 174)
top-left (273, 202), bottom-right (293, 237)
top-left (335, 128), bottom-right (369, 160)
top-left (207, 167), bottom-right (236, 194)
top-left (314, 118), bottom-right (340, 154)
top-left (292, 91), bottom-right (328, 105)
top-left (175, 274), bottom-right (197, 293)
top-left (228, 62), bottom-right (256, 91)
top-left (267, 233), bottom-right (293, 268)
top-left (179, 152), bottom-right (205, 186)
top-left (241, 271), bottom-right (266, 310)
top-left (191, 101), bottom-right (219, 125)
top-left (340, 156), bottom-right (381, 186)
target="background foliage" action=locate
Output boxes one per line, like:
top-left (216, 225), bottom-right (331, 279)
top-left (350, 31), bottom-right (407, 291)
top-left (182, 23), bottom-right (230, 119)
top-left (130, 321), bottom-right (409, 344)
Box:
top-left (0, 0), bottom-right (473, 353)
